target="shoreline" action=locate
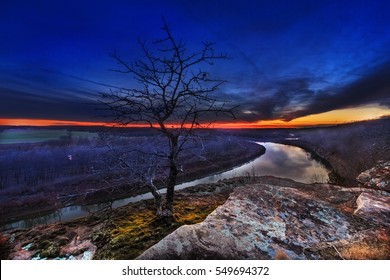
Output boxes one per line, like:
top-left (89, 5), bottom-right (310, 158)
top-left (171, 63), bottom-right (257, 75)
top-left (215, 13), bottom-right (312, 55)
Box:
top-left (270, 139), bottom-right (347, 185)
top-left (0, 141), bottom-right (265, 226)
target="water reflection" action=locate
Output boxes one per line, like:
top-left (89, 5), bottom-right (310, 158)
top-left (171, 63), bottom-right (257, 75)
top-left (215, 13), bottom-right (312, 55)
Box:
top-left (2, 142), bottom-right (329, 230)
top-left (6, 211), bottom-right (63, 229)
top-left (176, 142), bottom-right (328, 187)
top-left (248, 143), bottom-right (328, 183)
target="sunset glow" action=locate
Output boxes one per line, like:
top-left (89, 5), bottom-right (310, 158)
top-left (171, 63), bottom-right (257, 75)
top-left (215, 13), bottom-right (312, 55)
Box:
top-left (213, 104), bottom-right (390, 128)
top-left (1, 104), bottom-right (388, 129)
top-left (286, 105), bottom-right (390, 126)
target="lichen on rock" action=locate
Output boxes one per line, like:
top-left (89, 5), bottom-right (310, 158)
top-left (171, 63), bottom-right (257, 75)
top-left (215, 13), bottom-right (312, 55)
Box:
top-left (354, 192), bottom-right (390, 227)
top-left (357, 161), bottom-right (390, 191)
top-left (138, 176), bottom-right (390, 260)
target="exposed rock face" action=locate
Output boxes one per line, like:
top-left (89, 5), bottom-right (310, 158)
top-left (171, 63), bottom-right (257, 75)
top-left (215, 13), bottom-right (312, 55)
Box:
top-left (354, 192), bottom-right (390, 227)
top-left (8, 224), bottom-right (100, 260)
top-left (356, 161), bottom-right (390, 192)
top-left (138, 177), bottom-right (390, 260)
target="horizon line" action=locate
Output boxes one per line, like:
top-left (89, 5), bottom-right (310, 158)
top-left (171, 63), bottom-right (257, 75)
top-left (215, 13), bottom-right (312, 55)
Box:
top-left (0, 117), bottom-right (387, 130)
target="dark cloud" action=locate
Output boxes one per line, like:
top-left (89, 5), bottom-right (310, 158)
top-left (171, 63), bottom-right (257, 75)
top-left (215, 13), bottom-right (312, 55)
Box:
top-left (228, 77), bottom-right (318, 121)
top-left (281, 61), bottom-right (390, 120)
top-left (226, 61), bottom-right (390, 122)
top-left (0, 87), bottom-right (100, 121)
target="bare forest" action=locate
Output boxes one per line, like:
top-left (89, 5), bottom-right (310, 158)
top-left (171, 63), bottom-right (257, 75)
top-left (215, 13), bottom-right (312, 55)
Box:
top-left (0, 128), bottom-right (262, 224)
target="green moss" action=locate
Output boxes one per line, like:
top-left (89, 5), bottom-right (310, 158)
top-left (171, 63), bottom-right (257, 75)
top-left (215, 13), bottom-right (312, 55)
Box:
top-left (94, 192), bottom-right (230, 259)
top-left (40, 244), bottom-right (60, 258)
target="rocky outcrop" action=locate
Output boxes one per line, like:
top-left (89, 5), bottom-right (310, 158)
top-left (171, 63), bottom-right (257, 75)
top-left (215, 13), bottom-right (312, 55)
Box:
top-left (5, 163), bottom-right (389, 260)
top-left (356, 161), bottom-right (390, 192)
top-left (8, 224), bottom-right (100, 260)
top-left (354, 192), bottom-right (390, 227)
top-left (138, 176), bottom-right (390, 260)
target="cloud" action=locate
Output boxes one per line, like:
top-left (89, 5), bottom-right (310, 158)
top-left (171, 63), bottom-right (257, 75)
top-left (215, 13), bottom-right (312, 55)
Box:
top-left (0, 87), bottom-right (100, 121)
top-left (226, 77), bottom-right (317, 121)
top-left (2, 59), bottom-right (389, 124)
top-left (281, 61), bottom-right (390, 120)
top-left (225, 61), bottom-right (390, 122)
top-left (0, 67), bottom-right (116, 121)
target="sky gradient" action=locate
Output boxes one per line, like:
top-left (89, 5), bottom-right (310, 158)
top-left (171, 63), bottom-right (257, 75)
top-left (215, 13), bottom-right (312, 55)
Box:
top-left (1, 0), bottom-right (389, 127)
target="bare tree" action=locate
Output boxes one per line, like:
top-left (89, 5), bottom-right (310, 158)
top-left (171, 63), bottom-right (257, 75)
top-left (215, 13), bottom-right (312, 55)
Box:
top-left (101, 19), bottom-right (235, 218)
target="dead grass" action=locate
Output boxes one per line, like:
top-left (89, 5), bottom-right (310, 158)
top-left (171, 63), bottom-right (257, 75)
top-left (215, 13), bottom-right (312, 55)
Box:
top-left (93, 190), bottom-right (232, 259)
top-left (338, 230), bottom-right (390, 260)
top-left (339, 241), bottom-right (390, 260)
top-left (274, 248), bottom-right (290, 260)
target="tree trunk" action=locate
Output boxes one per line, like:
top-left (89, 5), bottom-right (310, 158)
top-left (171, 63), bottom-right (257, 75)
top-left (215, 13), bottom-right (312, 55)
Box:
top-left (148, 184), bottom-right (163, 216)
top-left (147, 175), bottom-right (163, 216)
top-left (165, 160), bottom-right (178, 216)
top-left (164, 135), bottom-right (179, 218)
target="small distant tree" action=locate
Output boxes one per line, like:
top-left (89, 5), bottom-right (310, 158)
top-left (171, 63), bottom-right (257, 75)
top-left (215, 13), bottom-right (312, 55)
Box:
top-left (101, 19), bottom-right (235, 218)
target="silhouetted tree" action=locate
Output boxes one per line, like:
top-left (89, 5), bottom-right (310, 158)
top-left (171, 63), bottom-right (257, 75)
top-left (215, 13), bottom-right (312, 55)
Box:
top-left (101, 19), bottom-right (235, 218)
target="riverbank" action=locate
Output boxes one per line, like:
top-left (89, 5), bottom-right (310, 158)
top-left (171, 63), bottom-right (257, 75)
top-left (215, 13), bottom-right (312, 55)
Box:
top-left (0, 140), bottom-right (265, 226)
top-left (282, 119), bottom-right (389, 185)
top-left (232, 118), bottom-right (390, 186)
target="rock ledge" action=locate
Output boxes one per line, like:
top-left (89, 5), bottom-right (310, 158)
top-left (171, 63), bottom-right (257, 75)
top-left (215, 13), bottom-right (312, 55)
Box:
top-left (138, 164), bottom-right (390, 260)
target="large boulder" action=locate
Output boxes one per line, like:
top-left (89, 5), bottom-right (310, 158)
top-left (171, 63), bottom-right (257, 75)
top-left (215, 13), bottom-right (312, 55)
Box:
top-left (138, 178), bottom-right (389, 260)
top-left (354, 192), bottom-right (390, 227)
top-left (356, 161), bottom-right (390, 192)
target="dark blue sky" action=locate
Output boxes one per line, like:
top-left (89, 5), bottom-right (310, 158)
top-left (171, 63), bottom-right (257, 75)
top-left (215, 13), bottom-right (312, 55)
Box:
top-left (1, 0), bottom-right (389, 124)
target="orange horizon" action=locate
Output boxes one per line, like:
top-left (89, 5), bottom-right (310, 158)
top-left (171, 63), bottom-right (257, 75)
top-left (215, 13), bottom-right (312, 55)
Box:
top-left (0, 106), bottom-right (389, 129)
top-left (0, 118), bottom-right (294, 129)
top-left (0, 117), bottom-right (384, 129)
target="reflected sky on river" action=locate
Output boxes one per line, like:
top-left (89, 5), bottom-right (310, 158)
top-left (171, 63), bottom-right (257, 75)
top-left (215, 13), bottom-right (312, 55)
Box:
top-left (248, 142), bottom-right (329, 183)
top-left (177, 142), bottom-right (329, 189)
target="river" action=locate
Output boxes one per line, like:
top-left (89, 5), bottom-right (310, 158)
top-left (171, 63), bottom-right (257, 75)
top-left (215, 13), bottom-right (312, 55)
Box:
top-left (2, 142), bottom-right (330, 230)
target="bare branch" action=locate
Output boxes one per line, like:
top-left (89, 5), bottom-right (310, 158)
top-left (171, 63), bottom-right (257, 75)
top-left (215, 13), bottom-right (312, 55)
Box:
top-left (100, 19), bottom-right (236, 218)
